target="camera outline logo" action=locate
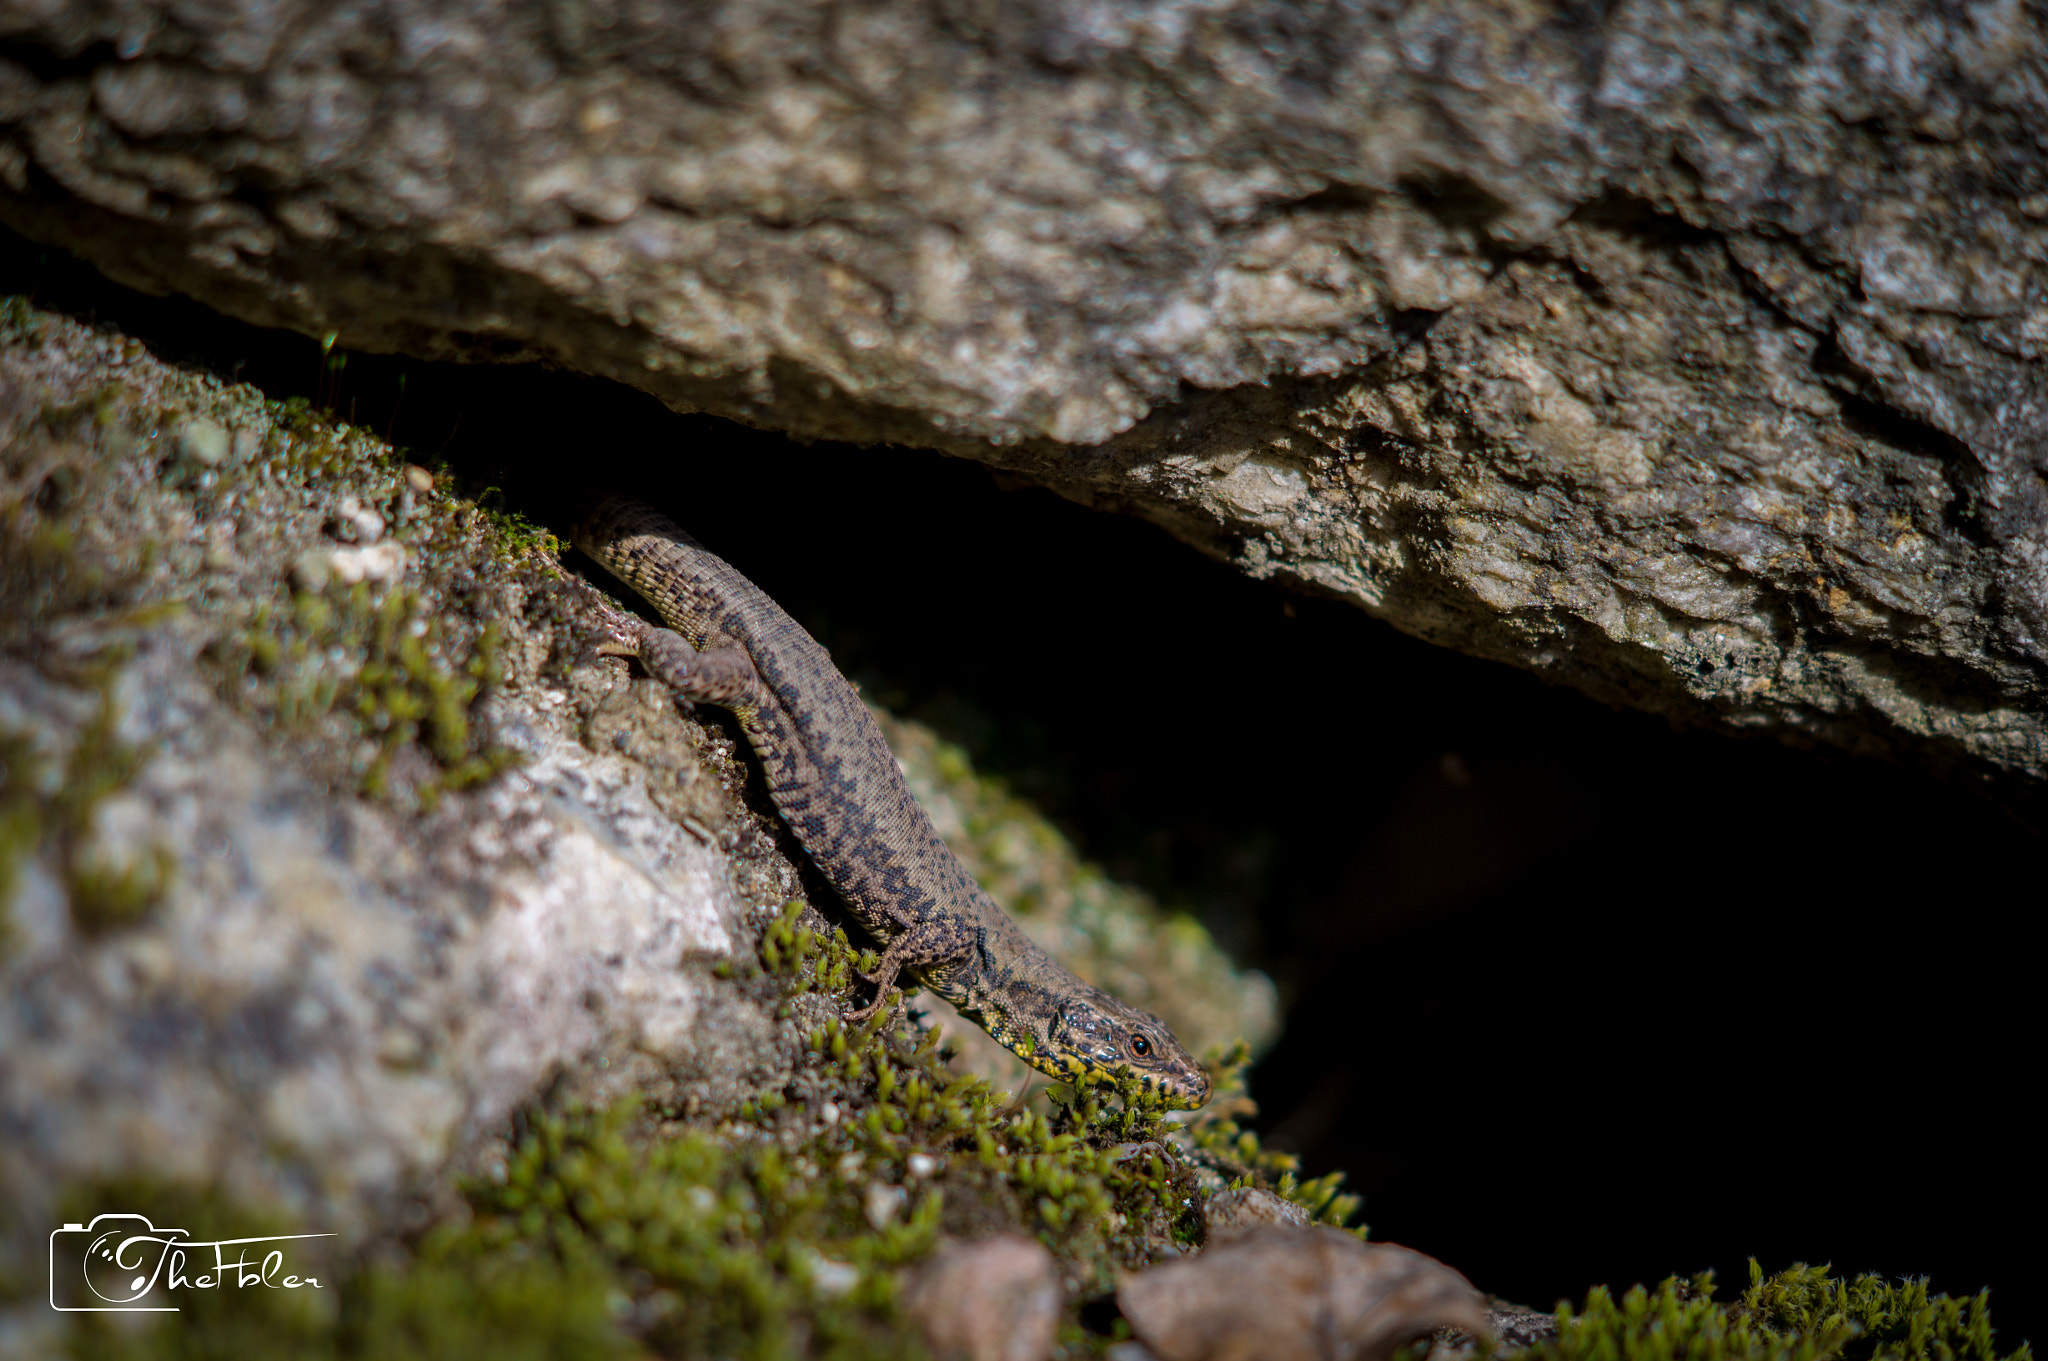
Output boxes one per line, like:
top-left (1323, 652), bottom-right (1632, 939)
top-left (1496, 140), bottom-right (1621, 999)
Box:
top-left (49, 1213), bottom-right (334, 1312)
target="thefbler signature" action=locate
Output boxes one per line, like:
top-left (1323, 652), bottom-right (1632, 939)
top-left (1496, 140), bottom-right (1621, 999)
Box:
top-left (50, 1213), bottom-right (335, 1312)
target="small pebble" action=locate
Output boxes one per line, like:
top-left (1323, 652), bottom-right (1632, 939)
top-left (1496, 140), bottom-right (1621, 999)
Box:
top-left (176, 417), bottom-right (230, 467)
top-left (1424, 1305), bottom-right (1559, 1361)
top-left (328, 541), bottom-right (406, 584)
top-left (907, 1152), bottom-right (939, 1179)
top-left (1202, 1186), bottom-right (1311, 1242)
top-left (290, 547), bottom-right (334, 594)
top-left (1118, 1229), bottom-right (1490, 1361)
top-left (905, 1235), bottom-right (1061, 1361)
top-left (203, 524), bottom-right (238, 572)
top-left (804, 1251), bottom-right (859, 1299)
top-left (331, 493), bottom-right (386, 544)
top-left (864, 1181), bottom-right (907, 1230)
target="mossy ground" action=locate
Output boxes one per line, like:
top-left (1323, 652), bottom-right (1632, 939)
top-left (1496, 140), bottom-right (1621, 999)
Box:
top-left (0, 651), bottom-right (173, 944)
top-left (1, 296), bottom-right (535, 824)
top-left (51, 904), bottom-right (2033, 1361)
top-left (2, 296), bottom-right (547, 952)
top-left (1494, 1262), bottom-right (2030, 1361)
top-left (189, 392), bottom-right (533, 810)
top-left (51, 899), bottom-right (1349, 1361)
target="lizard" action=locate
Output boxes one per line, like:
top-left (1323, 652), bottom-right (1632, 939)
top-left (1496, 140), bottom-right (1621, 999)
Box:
top-left (573, 495), bottom-right (1212, 1110)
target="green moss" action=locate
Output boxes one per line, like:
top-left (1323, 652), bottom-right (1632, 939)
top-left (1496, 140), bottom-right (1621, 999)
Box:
top-left (751, 899), bottom-right (1263, 1287)
top-left (0, 291), bottom-right (42, 337)
top-left (214, 559), bottom-right (517, 808)
top-left (1738, 1261), bottom-right (2027, 1361)
top-left (336, 1251), bottom-right (623, 1361)
top-left (1513, 1265), bottom-right (2031, 1361)
top-left (0, 297), bottom-right (532, 816)
top-left (1182, 1039), bottom-right (1363, 1232)
top-left (33, 692), bottom-right (172, 936)
top-left (464, 1102), bottom-right (932, 1360)
top-left (58, 1178), bottom-right (335, 1361)
top-left (0, 727), bottom-right (41, 953)
top-left (51, 1176), bottom-right (624, 1361)
top-left (66, 844), bottom-right (177, 935)
top-left (0, 636), bottom-right (176, 941)
top-left (407, 899), bottom-right (1222, 1354)
top-left (43, 890), bottom-right (1263, 1358)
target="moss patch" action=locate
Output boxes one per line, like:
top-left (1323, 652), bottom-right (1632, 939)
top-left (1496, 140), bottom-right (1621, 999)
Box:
top-left (0, 725), bottom-right (43, 952)
top-left (194, 398), bottom-right (530, 810)
top-left (55, 1178), bottom-right (622, 1361)
top-left (213, 580), bottom-right (513, 805)
top-left (1515, 1264), bottom-right (2031, 1361)
top-left (51, 693), bottom-right (172, 935)
top-left (3, 297), bottom-right (538, 818)
top-left (47, 986), bottom-right (2034, 1361)
top-left (0, 683), bottom-right (173, 940)
top-left (40, 894), bottom-right (1344, 1359)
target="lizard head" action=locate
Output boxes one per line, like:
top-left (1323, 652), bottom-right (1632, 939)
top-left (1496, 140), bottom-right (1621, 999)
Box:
top-left (1035, 991), bottom-right (1212, 1110)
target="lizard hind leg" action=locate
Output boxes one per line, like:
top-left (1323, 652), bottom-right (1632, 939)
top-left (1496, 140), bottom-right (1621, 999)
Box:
top-left (844, 915), bottom-right (976, 1025)
top-left (634, 625), bottom-right (770, 711)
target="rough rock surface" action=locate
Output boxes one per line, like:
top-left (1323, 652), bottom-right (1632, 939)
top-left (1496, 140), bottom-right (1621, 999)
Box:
top-left (0, 303), bottom-right (798, 1256)
top-left (1202, 1184), bottom-right (1313, 1241)
top-left (2, 0), bottom-right (2046, 782)
top-left (0, 302), bottom-right (1271, 1326)
top-left (905, 1234), bottom-right (1063, 1361)
top-left (1119, 1227), bottom-right (1492, 1361)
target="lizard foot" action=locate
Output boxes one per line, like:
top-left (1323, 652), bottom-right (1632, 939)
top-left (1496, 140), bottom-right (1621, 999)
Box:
top-left (842, 918), bottom-right (969, 1026)
top-left (842, 985), bottom-right (906, 1029)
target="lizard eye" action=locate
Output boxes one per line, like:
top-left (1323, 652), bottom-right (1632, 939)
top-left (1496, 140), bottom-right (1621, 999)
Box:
top-left (1128, 1033), bottom-right (1152, 1059)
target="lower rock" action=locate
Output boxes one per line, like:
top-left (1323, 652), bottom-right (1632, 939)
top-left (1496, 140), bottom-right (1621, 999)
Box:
top-left (1118, 1228), bottom-right (1491, 1361)
top-left (904, 1233), bottom-right (1062, 1361)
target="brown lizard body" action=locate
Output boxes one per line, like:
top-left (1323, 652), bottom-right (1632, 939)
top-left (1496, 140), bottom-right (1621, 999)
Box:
top-left (574, 496), bottom-right (1211, 1109)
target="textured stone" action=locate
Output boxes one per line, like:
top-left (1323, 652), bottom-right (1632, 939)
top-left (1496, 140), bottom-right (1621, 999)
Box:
top-left (2, 0), bottom-right (2042, 783)
top-left (1202, 1186), bottom-right (1312, 1242)
top-left (905, 1234), bottom-right (1062, 1361)
top-left (1119, 1229), bottom-right (1491, 1361)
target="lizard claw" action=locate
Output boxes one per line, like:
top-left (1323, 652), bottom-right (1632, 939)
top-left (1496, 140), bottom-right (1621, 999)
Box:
top-left (843, 980), bottom-right (906, 1030)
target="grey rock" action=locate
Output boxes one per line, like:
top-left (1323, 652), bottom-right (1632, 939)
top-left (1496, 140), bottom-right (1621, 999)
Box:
top-left (1425, 1303), bottom-right (1560, 1360)
top-left (1119, 1228), bottom-right (1492, 1361)
top-left (2, 0), bottom-right (2042, 781)
top-left (1203, 1185), bottom-right (1313, 1242)
top-left (0, 307), bottom-right (801, 1296)
top-left (1484, 1305), bottom-right (1558, 1351)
